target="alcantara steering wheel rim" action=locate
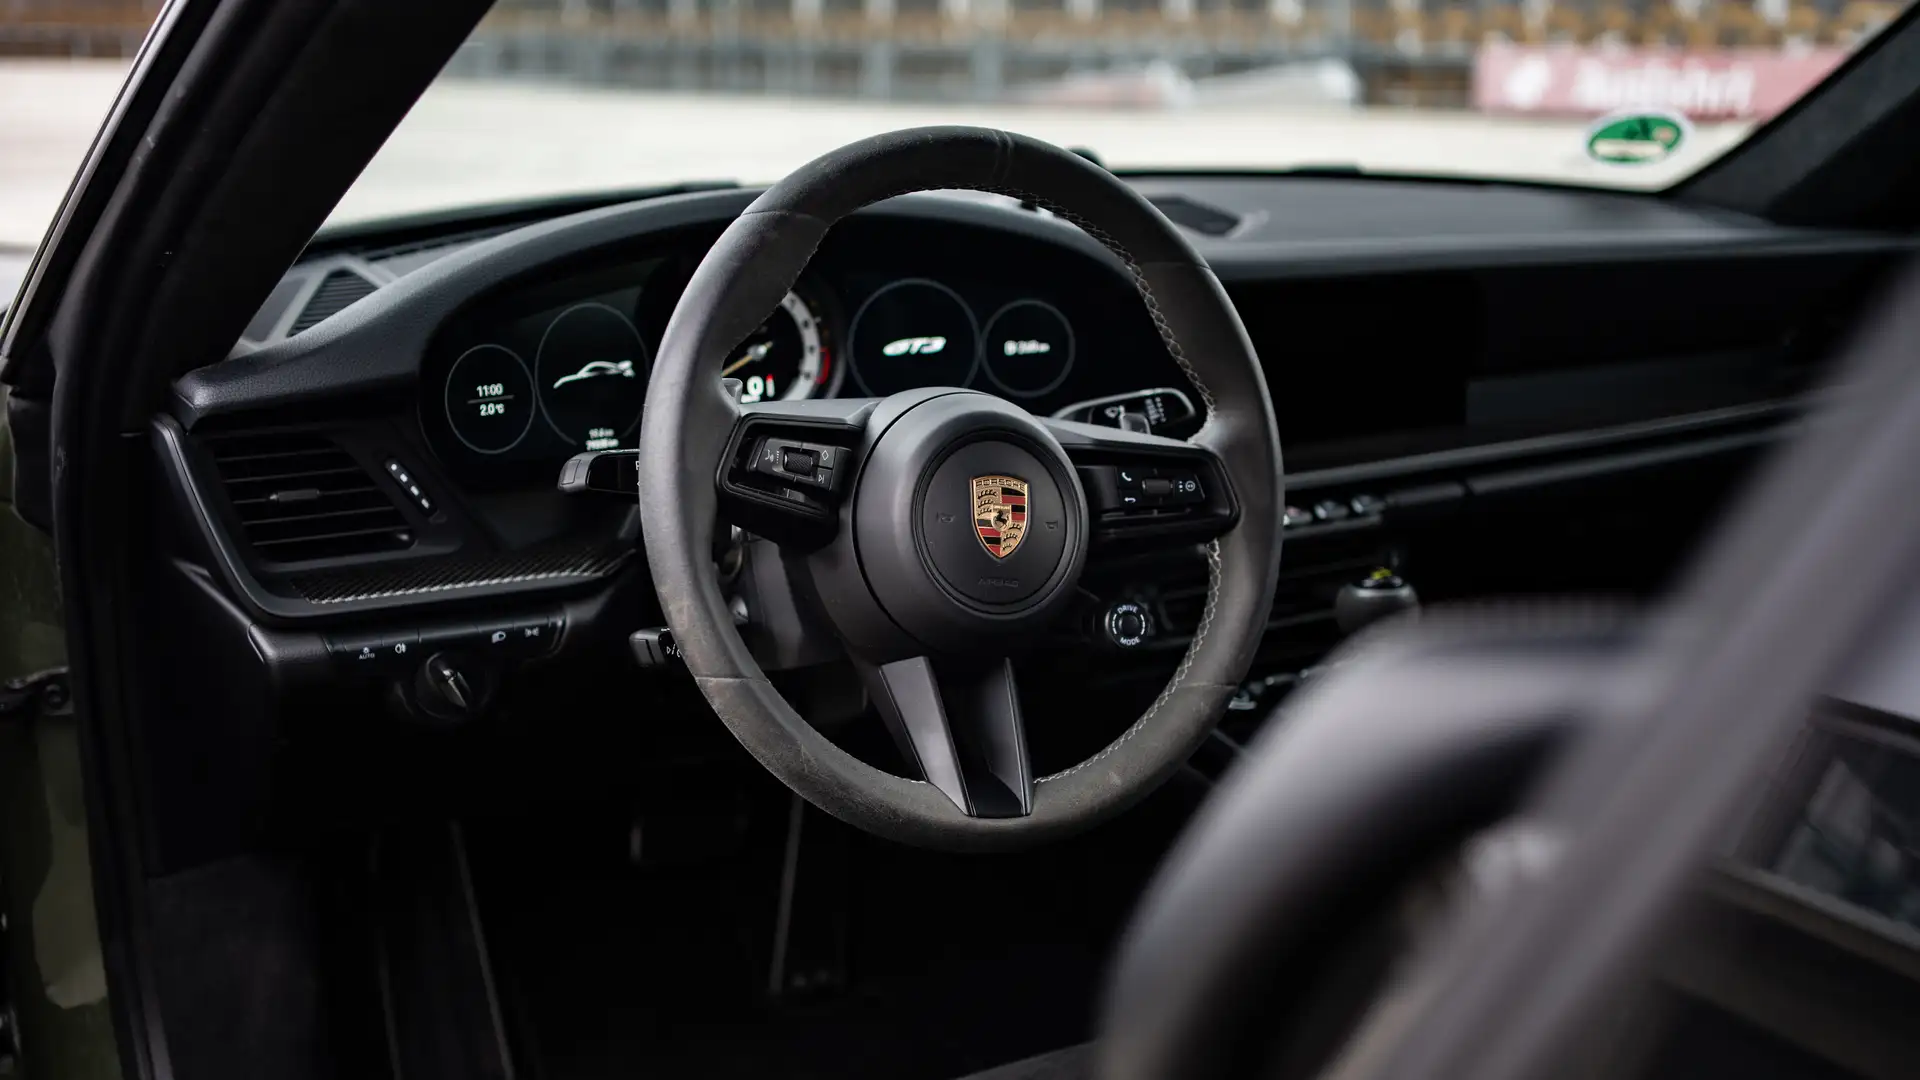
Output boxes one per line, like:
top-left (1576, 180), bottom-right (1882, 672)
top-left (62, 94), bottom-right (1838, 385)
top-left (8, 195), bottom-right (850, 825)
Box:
top-left (637, 127), bottom-right (1284, 849)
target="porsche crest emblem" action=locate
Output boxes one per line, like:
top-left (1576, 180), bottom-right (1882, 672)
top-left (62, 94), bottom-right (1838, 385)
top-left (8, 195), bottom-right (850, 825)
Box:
top-left (972, 475), bottom-right (1030, 559)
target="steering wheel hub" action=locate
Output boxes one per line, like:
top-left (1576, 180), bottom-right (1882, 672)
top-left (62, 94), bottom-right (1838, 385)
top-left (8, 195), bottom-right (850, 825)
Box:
top-left (851, 390), bottom-right (1087, 652)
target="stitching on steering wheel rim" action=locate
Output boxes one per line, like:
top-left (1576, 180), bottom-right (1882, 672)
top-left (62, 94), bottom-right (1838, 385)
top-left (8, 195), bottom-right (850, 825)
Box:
top-left (1038, 538), bottom-right (1224, 782)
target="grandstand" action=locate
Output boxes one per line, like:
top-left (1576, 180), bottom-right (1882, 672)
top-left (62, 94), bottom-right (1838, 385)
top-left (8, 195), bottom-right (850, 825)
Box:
top-left (1, 0), bottom-right (1904, 105)
top-left (0, 0), bottom-right (158, 56)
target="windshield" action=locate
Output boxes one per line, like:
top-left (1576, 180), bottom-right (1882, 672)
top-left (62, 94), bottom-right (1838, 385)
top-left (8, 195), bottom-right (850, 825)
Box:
top-left (1, 0), bottom-right (1914, 244)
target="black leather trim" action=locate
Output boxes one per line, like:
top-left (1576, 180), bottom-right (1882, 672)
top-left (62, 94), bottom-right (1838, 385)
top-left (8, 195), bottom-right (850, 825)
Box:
top-left (639, 127), bottom-right (1283, 848)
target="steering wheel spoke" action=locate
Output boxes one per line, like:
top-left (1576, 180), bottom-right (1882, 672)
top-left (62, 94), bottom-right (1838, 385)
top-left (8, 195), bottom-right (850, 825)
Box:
top-left (860, 655), bottom-right (1032, 818)
top-left (715, 397), bottom-right (872, 550)
top-left (1046, 417), bottom-right (1241, 556)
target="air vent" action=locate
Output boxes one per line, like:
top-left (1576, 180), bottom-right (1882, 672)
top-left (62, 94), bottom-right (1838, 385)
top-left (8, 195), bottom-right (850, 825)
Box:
top-left (205, 432), bottom-right (413, 564)
top-left (288, 270), bottom-right (379, 335)
top-left (1145, 195), bottom-right (1242, 237)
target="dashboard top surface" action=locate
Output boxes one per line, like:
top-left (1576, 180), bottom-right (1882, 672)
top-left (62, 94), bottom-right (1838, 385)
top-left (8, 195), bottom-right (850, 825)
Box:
top-left (1134, 177), bottom-right (1903, 279)
top-left (180, 178), bottom-right (1910, 426)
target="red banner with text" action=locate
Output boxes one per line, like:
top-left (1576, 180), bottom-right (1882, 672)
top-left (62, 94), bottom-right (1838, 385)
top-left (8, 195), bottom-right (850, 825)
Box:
top-left (1473, 43), bottom-right (1849, 121)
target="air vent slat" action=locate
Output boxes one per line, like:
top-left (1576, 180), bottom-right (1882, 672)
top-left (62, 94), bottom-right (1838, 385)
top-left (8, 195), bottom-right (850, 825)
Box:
top-left (251, 518), bottom-right (411, 544)
top-left (204, 432), bottom-right (414, 564)
top-left (230, 488), bottom-right (386, 509)
top-left (221, 465), bottom-right (369, 485)
top-left (288, 269), bottom-right (379, 335)
top-left (253, 525), bottom-right (413, 550)
top-left (241, 505), bottom-right (408, 529)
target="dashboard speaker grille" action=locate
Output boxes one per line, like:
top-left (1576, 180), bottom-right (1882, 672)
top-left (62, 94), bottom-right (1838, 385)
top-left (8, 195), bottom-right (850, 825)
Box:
top-left (289, 269), bottom-right (379, 334)
top-left (204, 431), bottom-right (413, 564)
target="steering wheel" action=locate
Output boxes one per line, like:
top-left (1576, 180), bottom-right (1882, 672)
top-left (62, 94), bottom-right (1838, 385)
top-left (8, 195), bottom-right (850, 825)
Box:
top-left (638, 127), bottom-right (1282, 849)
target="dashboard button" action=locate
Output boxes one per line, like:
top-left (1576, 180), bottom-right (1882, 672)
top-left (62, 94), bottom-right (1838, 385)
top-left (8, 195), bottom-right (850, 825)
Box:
top-left (1312, 499), bottom-right (1351, 522)
top-left (383, 457), bottom-right (437, 516)
top-left (327, 629), bottom-right (420, 675)
top-left (471, 617), bottom-right (560, 659)
top-left (1350, 493), bottom-right (1387, 517)
top-left (470, 622), bottom-right (520, 656)
top-left (513, 618), bottom-right (559, 657)
top-left (487, 614), bottom-right (560, 657)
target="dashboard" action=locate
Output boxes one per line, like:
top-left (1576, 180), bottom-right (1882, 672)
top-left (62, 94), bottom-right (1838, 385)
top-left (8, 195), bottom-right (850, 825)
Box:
top-left (65, 169), bottom-right (1920, 1080)
top-left (413, 214), bottom-right (1195, 489)
top-left (164, 180), bottom-right (1909, 641)
top-left (126, 171), bottom-right (1920, 886)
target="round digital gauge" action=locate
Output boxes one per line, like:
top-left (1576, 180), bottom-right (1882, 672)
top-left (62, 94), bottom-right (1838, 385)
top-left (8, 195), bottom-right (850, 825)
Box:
top-left (981, 299), bottom-right (1075, 397)
top-left (444, 344), bottom-right (536, 455)
top-left (535, 302), bottom-right (650, 450)
top-left (722, 289), bottom-right (838, 404)
top-left (847, 279), bottom-right (979, 396)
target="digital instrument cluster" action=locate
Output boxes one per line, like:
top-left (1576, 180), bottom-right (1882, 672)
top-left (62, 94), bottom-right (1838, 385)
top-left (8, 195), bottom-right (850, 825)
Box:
top-left (442, 300), bottom-right (650, 457)
top-left (422, 255), bottom-right (1092, 481)
top-left (846, 278), bottom-right (1076, 399)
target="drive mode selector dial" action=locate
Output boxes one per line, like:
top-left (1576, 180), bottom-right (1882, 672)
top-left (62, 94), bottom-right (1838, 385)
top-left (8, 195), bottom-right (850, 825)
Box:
top-left (1101, 601), bottom-right (1154, 648)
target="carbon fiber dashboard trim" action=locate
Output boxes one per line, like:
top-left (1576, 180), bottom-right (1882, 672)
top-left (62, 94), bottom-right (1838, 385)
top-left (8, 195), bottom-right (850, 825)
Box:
top-left (287, 543), bottom-right (632, 604)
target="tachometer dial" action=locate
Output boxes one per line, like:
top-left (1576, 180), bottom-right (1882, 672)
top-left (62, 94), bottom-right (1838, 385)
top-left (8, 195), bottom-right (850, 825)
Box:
top-left (722, 289), bottom-right (836, 404)
top-left (535, 302), bottom-right (650, 450)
